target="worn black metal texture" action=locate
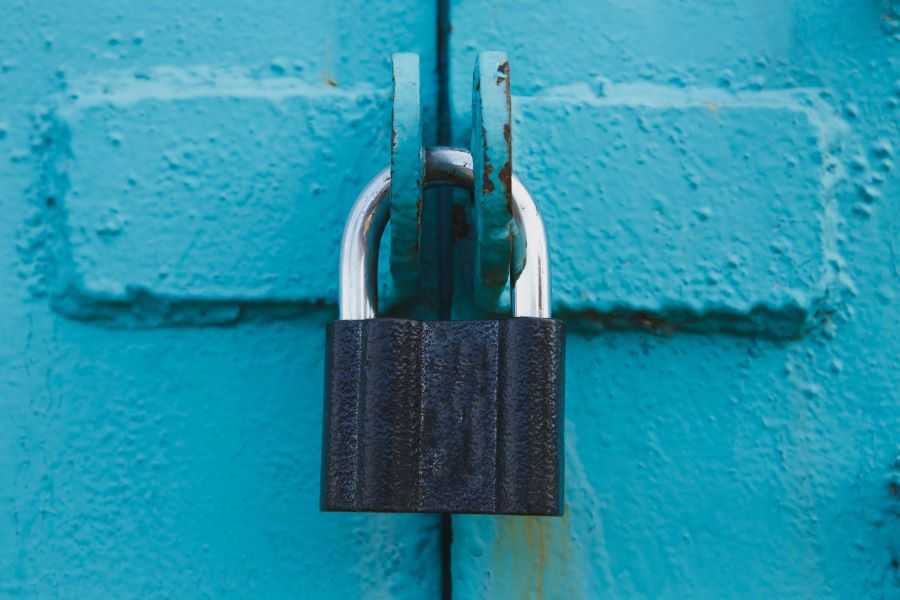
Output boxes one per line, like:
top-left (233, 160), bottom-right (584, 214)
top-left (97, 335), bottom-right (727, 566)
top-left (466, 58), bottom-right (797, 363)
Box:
top-left (321, 317), bottom-right (565, 515)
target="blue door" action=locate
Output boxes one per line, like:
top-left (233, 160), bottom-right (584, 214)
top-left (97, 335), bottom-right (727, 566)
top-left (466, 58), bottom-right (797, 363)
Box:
top-left (3, 2), bottom-right (899, 598)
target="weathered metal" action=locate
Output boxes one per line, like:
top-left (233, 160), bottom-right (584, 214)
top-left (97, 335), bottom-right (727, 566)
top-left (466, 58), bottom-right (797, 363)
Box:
top-left (340, 147), bottom-right (549, 320)
top-left (325, 146), bottom-right (564, 514)
top-left (471, 51), bottom-right (517, 310)
top-left (322, 316), bottom-right (565, 514)
top-left (389, 53), bottom-right (425, 299)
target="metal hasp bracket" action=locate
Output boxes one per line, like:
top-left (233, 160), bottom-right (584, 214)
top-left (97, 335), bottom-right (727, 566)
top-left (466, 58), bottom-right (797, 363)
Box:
top-left (389, 53), bottom-right (425, 301)
top-left (387, 51), bottom-right (518, 313)
top-left (471, 51), bottom-right (517, 311)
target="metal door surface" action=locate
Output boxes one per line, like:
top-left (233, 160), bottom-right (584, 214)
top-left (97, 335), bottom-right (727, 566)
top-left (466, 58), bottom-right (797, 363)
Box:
top-left (2, 2), bottom-right (899, 599)
top-left (1, 3), bottom-right (442, 598)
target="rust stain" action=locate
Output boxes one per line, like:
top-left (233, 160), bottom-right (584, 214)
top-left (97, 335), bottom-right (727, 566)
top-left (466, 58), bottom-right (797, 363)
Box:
top-left (499, 161), bottom-right (512, 202)
top-left (496, 60), bottom-right (510, 86)
top-left (482, 124), bottom-right (495, 195)
top-left (451, 203), bottom-right (470, 240)
top-left (501, 62), bottom-right (512, 209)
top-left (501, 122), bottom-right (512, 213)
top-left (630, 311), bottom-right (676, 334)
top-left (501, 61), bottom-right (512, 118)
top-left (477, 58), bottom-right (514, 292)
top-left (490, 506), bottom-right (575, 598)
top-left (577, 308), bottom-right (678, 336)
top-left (482, 160), bottom-right (495, 194)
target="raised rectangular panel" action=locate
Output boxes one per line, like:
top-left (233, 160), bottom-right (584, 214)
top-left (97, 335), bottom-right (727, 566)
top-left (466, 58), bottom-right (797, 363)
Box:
top-left (514, 83), bottom-right (843, 338)
top-left (47, 68), bottom-right (388, 325)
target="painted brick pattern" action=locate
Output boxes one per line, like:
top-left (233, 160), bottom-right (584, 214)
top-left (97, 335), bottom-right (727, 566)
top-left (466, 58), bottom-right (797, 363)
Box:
top-left (449, 1), bottom-right (900, 598)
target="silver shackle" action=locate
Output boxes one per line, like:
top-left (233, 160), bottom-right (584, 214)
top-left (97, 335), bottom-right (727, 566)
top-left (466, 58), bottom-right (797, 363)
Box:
top-left (339, 147), bottom-right (550, 320)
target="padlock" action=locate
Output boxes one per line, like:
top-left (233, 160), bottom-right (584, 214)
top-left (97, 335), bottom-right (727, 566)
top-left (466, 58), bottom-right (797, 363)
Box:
top-left (321, 147), bottom-right (565, 515)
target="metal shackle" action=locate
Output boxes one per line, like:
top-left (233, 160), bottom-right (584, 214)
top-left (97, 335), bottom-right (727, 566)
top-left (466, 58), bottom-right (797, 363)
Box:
top-left (339, 147), bottom-right (550, 320)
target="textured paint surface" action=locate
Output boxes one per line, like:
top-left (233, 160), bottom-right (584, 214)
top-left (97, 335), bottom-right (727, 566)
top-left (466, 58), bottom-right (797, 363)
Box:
top-left (3, 1), bottom-right (900, 598)
top-left (450, 1), bottom-right (900, 598)
top-left (2, 2), bottom-right (441, 598)
top-left (514, 84), bottom-right (840, 338)
top-left (47, 69), bottom-right (388, 324)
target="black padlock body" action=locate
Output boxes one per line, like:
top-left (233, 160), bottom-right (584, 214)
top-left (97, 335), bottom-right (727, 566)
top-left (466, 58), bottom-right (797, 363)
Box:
top-left (321, 317), bottom-right (565, 515)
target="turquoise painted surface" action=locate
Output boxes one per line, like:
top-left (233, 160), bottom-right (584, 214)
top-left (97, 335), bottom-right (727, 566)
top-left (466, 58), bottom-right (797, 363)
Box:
top-left (2, 1), bottom-right (899, 599)
top-left (449, 1), bottom-right (900, 598)
top-left (470, 51), bottom-right (514, 310)
top-left (1, 2), bottom-right (441, 598)
top-left (389, 53), bottom-right (425, 301)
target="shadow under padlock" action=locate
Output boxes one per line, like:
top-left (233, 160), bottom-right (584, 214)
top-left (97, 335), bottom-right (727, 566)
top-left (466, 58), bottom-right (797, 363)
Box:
top-left (320, 147), bottom-right (566, 516)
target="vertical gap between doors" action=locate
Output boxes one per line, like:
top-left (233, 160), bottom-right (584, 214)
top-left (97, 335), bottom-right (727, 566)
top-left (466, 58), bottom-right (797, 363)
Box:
top-left (436, 0), bottom-right (453, 599)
